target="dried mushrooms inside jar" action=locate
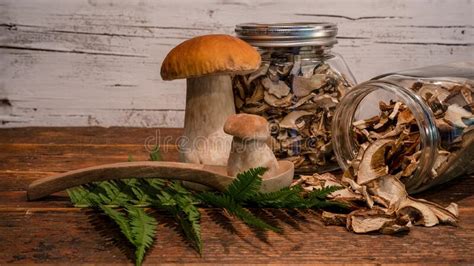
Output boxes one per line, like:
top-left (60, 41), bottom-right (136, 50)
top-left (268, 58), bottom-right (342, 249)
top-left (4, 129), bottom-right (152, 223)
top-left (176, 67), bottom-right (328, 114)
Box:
top-left (333, 63), bottom-right (474, 194)
top-left (233, 22), bottom-right (356, 173)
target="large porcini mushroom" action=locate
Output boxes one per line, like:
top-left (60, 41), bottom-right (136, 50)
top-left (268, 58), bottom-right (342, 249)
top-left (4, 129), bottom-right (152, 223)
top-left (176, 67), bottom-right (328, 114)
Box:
top-left (161, 34), bottom-right (261, 166)
top-left (224, 114), bottom-right (279, 179)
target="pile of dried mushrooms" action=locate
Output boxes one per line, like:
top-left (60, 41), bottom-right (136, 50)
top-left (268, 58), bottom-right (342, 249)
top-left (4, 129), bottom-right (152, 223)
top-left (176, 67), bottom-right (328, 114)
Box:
top-left (233, 58), bottom-right (354, 172)
top-left (295, 80), bottom-right (473, 234)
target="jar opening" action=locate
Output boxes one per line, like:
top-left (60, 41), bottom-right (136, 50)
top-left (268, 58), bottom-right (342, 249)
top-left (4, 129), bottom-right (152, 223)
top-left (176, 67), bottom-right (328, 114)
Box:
top-left (332, 81), bottom-right (439, 193)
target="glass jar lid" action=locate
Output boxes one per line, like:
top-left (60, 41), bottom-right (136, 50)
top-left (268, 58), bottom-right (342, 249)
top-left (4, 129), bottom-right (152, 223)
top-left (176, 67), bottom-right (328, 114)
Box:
top-left (235, 22), bottom-right (338, 47)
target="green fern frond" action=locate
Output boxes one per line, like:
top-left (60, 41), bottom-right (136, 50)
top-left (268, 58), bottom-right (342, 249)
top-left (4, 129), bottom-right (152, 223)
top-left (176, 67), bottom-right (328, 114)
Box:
top-left (130, 186), bottom-right (151, 206)
top-left (100, 205), bottom-right (134, 244)
top-left (306, 185), bottom-right (342, 201)
top-left (175, 195), bottom-right (202, 254)
top-left (67, 187), bottom-right (93, 207)
top-left (168, 181), bottom-right (191, 195)
top-left (144, 178), bottom-right (166, 189)
top-left (199, 192), bottom-right (279, 232)
top-left (149, 146), bottom-right (162, 161)
top-left (67, 185), bottom-right (104, 207)
top-left (249, 186), bottom-right (307, 208)
top-left (127, 206), bottom-right (158, 266)
top-left (156, 186), bottom-right (202, 254)
top-left (98, 181), bottom-right (133, 206)
top-left (304, 186), bottom-right (347, 209)
top-left (225, 167), bottom-right (266, 202)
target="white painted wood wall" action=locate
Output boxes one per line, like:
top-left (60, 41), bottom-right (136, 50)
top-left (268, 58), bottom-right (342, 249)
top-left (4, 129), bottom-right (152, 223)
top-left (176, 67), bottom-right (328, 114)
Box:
top-left (1, 0), bottom-right (473, 127)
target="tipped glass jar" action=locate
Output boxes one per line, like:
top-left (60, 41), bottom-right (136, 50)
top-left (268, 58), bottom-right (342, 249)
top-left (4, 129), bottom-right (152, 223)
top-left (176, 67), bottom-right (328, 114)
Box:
top-left (332, 62), bottom-right (474, 193)
top-left (233, 23), bottom-right (356, 173)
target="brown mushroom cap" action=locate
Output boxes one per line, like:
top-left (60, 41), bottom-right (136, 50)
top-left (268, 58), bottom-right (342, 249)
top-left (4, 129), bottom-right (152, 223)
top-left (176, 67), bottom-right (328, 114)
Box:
top-left (224, 114), bottom-right (269, 141)
top-left (160, 34), bottom-right (261, 80)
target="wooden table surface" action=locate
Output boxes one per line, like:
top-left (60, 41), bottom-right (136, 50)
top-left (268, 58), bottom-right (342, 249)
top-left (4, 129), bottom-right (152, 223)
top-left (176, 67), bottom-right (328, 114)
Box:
top-left (1, 127), bottom-right (473, 264)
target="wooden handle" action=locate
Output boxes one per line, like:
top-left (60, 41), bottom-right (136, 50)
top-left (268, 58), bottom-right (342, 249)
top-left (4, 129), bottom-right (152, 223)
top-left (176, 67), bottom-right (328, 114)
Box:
top-left (27, 161), bottom-right (234, 200)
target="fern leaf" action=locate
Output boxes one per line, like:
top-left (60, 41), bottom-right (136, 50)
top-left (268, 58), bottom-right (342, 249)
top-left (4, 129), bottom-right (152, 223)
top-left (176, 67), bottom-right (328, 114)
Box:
top-left (199, 192), bottom-right (279, 232)
top-left (306, 185), bottom-right (342, 201)
top-left (144, 178), bottom-right (166, 190)
top-left (127, 206), bottom-right (157, 266)
top-left (67, 187), bottom-right (93, 207)
top-left (155, 186), bottom-right (202, 254)
top-left (225, 167), bottom-right (266, 202)
top-left (168, 181), bottom-right (191, 195)
top-left (304, 186), bottom-right (347, 209)
top-left (232, 204), bottom-right (280, 232)
top-left (250, 186), bottom-right (307, 208)
top-left (100, 205), bottom-right (134, 244)
top-left (156, 191), bottom-right (176, 207)
top-left (67, 185), bottom-right (103, 207)
top-left (98, 181), bottom-right (133, 206)
top-left (175, 195), bottom-right (202, 254)
top-left (149, 146), bottom-right (162, 161)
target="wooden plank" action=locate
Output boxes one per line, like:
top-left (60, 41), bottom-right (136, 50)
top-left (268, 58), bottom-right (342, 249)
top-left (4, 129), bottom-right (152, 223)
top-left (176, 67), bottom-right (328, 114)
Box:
top-left (0, 127), bottom-right (183, 190)
top-left (0, 143), bottom-right (178, 169)
top-left (0, 147), bottom-right (180, 191)
top-left (0, 127), bottom-right (183, 145)
top-left (1, 0), bottom-right (473, 127)
top-left (0, 208), bottom-right (473, 264)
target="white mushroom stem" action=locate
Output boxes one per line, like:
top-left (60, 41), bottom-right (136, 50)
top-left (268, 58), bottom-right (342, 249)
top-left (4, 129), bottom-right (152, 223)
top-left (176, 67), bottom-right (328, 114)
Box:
top-left (181, 74), bottom-right (235, 166)
top-left (227, 137), bottom-right (279, 179)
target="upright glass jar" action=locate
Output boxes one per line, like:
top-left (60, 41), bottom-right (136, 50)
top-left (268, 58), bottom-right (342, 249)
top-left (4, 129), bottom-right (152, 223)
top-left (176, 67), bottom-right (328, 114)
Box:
top-left (233, 23), bottom-right (356, 173)
top-left (332, 62), bottom-right (474, 193)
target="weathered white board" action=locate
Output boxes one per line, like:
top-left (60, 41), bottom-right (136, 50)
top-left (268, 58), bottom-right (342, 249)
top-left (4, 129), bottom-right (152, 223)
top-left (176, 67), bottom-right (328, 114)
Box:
top-left (1, 0), bottom-right (473, 127)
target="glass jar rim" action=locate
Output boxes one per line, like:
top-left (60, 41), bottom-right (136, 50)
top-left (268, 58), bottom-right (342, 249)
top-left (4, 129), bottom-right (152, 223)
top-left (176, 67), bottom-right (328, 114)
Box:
top-left (235, 22), bottom-right (338, 47)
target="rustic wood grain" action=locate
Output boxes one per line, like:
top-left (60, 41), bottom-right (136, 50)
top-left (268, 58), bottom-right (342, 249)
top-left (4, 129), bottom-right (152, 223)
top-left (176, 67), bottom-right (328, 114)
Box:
top-left (1, 208), bottom-right (473, 264)
top-left (1, 0), bottom-right (473, 127)
top-left (0, 127), bottom-right (473, 264)
top-left (0, 127), bottom-right (181, 192)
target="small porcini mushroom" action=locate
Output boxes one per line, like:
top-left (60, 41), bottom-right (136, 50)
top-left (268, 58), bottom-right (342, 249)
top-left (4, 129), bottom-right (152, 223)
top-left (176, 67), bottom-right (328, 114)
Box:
top-left (161, 34), bottom-right (261, 166)
top-left (224, 114), bottom-right (279, 179)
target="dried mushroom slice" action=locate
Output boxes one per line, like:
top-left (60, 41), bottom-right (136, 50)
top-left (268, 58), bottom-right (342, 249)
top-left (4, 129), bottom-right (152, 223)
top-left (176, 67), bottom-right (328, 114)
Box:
top-left (321, 211), bottom-right (347, 226)
top-left (356, 139), bottom-right (393, 185)
top-left (245, 82), bottom-right (265, 104)
top-left (264, 91), bottom-right (292, 107)
top-left (292, 74), bottom-right (327, 97)
top-left (346, 208), bottom-right (409, 234)
top-left (245, 62), bottom-right (270, 86)
top-left (279, 111), bottom-right (313, 129)
top-left (397, 198), bottom-right (444, 227)
top-left (367, 175), bottom-right (408, 214)
top-left (432, 126), bottom-right (474, 186)
top-left (295, 173), bottom-right (365, 209)
top-left (444, 103), bottom-right (473, 128)
top-left (396, 108), bottom-right (415, 125)
top-left (262, 77), bottom-right (291, 98)
top-left (416, 198), bottom-right (458, 225)
top-left (342, 177), bottom-right (374, 208)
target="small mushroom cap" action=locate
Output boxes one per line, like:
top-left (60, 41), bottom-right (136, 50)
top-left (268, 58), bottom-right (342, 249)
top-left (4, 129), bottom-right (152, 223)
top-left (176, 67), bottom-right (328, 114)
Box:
top-left (224, 114), bottom-right (269, 141)
top-left (160, 34), bottom-right (261, 80)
